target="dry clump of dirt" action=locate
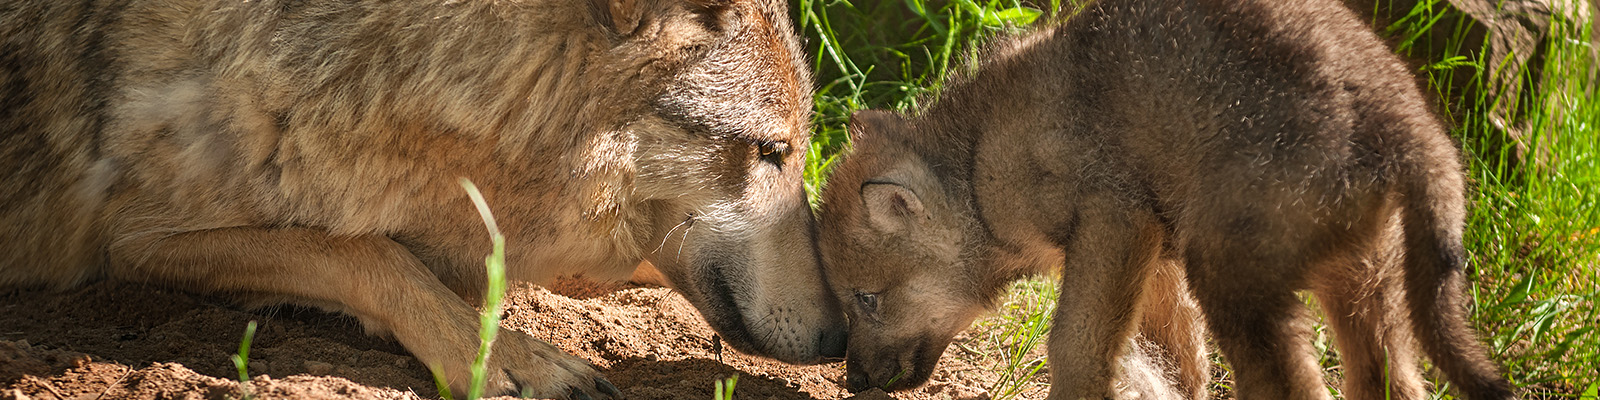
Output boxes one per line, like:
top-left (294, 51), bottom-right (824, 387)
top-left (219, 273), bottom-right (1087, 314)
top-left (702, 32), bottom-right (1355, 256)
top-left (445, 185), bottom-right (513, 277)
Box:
top-left (1, 279), bottom-right (1008, 400)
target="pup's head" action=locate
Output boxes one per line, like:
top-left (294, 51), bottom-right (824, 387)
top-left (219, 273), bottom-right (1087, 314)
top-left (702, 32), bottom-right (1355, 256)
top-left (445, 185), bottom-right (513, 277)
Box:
top-left (817, 110), bottom-right (994, 391)
top-left (605, 0), bottom-right (846, 364)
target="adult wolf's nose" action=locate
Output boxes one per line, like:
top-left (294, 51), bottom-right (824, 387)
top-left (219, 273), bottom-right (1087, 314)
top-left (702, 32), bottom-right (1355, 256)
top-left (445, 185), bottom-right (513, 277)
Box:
top-left (819, 325), bottom-right (847, 359)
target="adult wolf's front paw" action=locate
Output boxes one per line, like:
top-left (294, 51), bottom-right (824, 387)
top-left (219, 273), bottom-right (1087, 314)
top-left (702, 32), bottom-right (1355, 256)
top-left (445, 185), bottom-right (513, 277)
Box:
top-left (485, 328), bottom-right (623, 399)
top-left (428, 328), bottom-right (622, 399)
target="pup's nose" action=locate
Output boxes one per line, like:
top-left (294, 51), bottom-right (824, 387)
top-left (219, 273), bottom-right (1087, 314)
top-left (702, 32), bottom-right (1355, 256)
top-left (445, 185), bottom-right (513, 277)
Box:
top-left (819, 326), bottom-right (847, 359)
top-left (845, 359), bottom-right (873, 392)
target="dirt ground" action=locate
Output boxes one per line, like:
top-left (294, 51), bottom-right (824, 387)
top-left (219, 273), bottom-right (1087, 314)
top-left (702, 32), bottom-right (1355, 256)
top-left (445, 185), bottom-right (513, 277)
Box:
top-left (0, 279), bottom-right (1020, 400)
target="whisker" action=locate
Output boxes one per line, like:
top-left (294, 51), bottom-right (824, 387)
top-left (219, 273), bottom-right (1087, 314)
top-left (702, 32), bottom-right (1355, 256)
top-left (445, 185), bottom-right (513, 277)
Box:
top-left (654, 216), bottom-right (692, 254)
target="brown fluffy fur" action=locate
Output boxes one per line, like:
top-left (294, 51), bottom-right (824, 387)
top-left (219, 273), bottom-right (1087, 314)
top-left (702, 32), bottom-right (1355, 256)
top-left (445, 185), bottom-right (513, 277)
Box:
top-left (1, 0), bottom-right (847, 397)
top-left (816, 0), bottom-right (1514, 399)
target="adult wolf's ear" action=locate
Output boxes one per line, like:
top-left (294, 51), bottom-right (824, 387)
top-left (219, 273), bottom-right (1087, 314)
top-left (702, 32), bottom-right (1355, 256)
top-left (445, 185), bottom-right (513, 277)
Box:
top-left (861, 182), bottom-right (925, 234)
top-left (592, 0), bottom-right (734, 36)
top-left (848, 110), bottom-right (905, 145)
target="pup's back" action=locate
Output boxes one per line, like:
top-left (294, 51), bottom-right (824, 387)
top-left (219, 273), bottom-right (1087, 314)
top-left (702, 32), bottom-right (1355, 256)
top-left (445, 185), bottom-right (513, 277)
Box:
top-left (957, 0), bottom-right (1437, 208)
top-left (1101, 0), bottom-right (1439, 213)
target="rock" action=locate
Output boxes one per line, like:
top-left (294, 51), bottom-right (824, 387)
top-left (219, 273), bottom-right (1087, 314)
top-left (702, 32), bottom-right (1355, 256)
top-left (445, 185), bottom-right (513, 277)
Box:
top-left (3, 389), bottom-right (31, 400)
top-left (247, 360), bottom-right (268, 375)
top-left (843, 388), bottom-right (893, 400)
top-left (304, 360), bottom-right (334, 375)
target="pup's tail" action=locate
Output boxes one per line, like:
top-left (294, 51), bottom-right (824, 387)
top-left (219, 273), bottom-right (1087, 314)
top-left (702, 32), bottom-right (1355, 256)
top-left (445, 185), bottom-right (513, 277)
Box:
top-left (1396, 134), bottom-right (1516, 400)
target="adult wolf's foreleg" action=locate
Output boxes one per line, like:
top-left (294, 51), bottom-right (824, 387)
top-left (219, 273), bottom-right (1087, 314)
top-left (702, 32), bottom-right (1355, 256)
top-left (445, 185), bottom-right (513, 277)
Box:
top-left (106, 226), bottom-right (619, 399)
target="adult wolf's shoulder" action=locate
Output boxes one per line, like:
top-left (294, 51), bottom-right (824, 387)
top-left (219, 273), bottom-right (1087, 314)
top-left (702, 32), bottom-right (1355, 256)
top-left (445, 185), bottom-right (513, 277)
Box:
top-left (1, 1), bottom-right (122, 286)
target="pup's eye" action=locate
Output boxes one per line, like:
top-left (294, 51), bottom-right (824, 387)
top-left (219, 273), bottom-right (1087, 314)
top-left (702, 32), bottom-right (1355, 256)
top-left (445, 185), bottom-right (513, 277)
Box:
top-left (855, 292), bottom-right (879, 313)
top-left (757, 141), bottom-right (788, 165)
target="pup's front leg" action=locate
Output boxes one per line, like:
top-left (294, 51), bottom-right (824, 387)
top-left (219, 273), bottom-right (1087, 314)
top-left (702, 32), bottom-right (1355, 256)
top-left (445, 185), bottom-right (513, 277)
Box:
top-left (1046, 204), bottom-right (1165, 400)
top-left (106, 226), bottom-right (620, 399)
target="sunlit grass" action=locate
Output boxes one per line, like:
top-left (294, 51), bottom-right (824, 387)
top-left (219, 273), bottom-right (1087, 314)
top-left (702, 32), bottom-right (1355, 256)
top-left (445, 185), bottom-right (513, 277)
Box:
top-left (1451, 16), bottom-right (1598, 399)
top-left (231, 320), bottom-right (258, 400)
top-left (795, 0), bottom-right (1057, 205)
top-left (429, 179), bottom-right (510, 400)
top-left (971, 279), bottom-right (1057, 400)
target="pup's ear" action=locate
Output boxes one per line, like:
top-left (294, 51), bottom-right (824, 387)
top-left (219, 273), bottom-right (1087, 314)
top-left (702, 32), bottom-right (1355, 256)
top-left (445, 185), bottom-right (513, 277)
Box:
top-left (848, 109), bottom-right (905, 145)
top-left (861, 182), bottom-right (925, 234)
top-left (593, 0), bottom-right (733, 36)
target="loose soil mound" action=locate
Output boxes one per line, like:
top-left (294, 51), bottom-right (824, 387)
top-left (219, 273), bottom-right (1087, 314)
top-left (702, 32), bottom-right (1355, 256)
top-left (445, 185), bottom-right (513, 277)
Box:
top-left (0, 279), bottom-right (1008, 400)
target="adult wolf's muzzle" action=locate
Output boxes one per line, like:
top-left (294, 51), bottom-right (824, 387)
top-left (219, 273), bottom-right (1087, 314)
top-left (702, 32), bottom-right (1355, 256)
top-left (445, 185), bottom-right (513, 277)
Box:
top-left (643, 210), bottom-right (849, 365)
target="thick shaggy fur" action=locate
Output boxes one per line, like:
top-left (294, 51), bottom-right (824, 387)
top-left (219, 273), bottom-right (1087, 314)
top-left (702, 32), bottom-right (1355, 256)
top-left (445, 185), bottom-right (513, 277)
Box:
top-left (1, 0), bottom-right (847, 397)
top-left (816, 0), bottom-right (1514, 399)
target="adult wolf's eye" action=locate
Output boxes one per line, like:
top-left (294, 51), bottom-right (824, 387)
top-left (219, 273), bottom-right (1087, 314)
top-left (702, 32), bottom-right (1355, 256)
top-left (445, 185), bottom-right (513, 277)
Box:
top-left (757, 141), bottom-right (788, 165)
top-left (855, 292), bottom-right (879, 313)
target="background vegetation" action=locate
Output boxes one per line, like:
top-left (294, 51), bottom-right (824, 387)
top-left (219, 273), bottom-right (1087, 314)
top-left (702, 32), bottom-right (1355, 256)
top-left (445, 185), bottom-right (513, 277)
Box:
top-left (791, 0), bottom-right (1598, 398)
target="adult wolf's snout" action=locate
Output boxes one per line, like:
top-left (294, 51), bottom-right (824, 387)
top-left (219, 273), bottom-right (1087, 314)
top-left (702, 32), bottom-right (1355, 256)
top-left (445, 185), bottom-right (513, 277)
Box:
top-left (683, 256), bottom-right (848, 365)
top-left (643, 200), bottom-right (847, 365)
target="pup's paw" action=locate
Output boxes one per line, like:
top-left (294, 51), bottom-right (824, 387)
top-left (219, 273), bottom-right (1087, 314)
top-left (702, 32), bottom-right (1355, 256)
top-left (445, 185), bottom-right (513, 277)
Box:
top-left (479, 328), bottom-right (624, 399)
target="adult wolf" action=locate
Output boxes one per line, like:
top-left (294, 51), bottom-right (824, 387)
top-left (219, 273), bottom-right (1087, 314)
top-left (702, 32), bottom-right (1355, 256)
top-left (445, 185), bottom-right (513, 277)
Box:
top-left (0, 0), bottom-right (846, 397)
top-left (816, 0), bottom-right (1514, 399)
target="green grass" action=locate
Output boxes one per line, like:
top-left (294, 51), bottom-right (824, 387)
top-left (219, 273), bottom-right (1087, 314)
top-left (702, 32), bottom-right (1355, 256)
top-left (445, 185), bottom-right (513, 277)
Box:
top-left (463, 179), bottom-right (510, 400)
top-left (232, 320), bottom-right (258, 400)
top-left (1449, 16), bottom-right (1598, 400)
top-left (794, 0), bottom-right (1060, 205)
top-left (795, 0), bottom-right (1599, 398)
top-left (714, 375), bottom-right (740, 400)
top-left (429, 179), bottom-right (510, 400)
top-left (970, 279), bottom-right (1057, 400)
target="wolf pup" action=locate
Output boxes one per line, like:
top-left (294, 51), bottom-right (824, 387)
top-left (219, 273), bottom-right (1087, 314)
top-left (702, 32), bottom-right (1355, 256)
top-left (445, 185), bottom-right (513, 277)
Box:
top-left (816, 0), bottom-right (1514, 399)
top-left (1, 0), bottom-right (847, 397)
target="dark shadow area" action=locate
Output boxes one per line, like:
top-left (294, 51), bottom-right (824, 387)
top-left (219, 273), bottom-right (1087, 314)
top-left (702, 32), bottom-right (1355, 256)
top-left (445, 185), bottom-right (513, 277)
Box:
top-left (607, 357), bottom-right (826, 400)
top-left (0, 281), bottom-right (435, 396)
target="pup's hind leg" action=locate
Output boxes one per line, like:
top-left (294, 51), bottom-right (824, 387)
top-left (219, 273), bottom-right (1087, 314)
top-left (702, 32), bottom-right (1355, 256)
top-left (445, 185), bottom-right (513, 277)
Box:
top-left (106, 226), bottom-right (619, 399)
top-left (1139, 258), bottom-right (1210, 400)
top-left (1184, 240), bottom-right (1330, 400)
top-left (1309, 216), bottom-right (1424, 400)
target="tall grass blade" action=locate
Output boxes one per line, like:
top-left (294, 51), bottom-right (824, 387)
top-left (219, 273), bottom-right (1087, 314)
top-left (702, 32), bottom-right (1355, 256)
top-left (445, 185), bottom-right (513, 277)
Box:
top-left (460, 179), bottom-right (508, 400)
